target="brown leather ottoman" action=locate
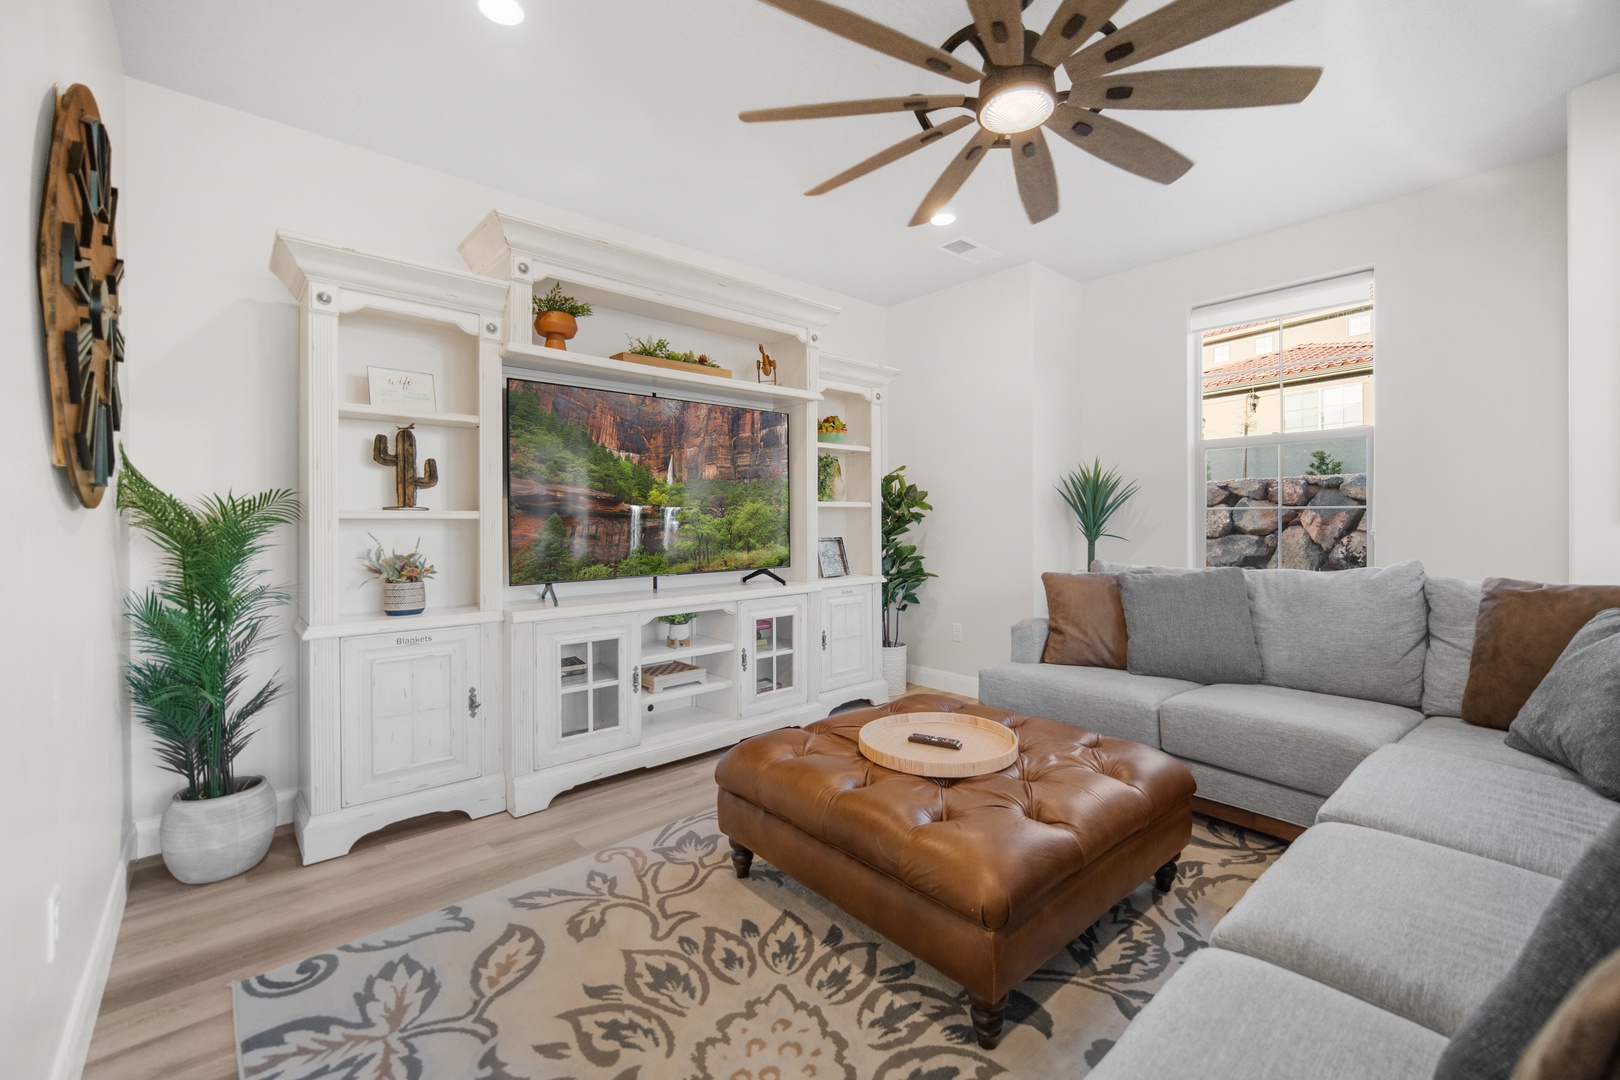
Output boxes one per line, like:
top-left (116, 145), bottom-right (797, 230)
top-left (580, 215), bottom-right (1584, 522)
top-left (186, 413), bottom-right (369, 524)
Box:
top-left (715, 694), bottom-right (1195, 1049)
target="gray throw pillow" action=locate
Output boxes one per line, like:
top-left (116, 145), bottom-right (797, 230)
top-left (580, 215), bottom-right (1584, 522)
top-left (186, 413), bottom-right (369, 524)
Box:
top-left (1434, 815), bottom-right (1620, 1080)
top-left (1504, 609), bottom-right (1620, 799)
top-left (1422, 576), bottom-right (1483, 717)
top-left (1118, 567), bottom-right (1262, 684)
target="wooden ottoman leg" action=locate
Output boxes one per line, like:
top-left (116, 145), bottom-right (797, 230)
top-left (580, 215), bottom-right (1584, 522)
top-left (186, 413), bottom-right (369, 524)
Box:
top-left (1154, 855), bottom-right (1180, 892)
top-left (967, 990), bottom-right (1007, 1049)
top-left (729, 840), bottom-right (754, 879)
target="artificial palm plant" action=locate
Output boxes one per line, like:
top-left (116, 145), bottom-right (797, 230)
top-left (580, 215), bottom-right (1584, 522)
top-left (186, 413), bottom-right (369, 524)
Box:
top-left (119, 451), bottom-right (300, 801)
top-left (1058, 459), bottom-right (1140, 568)
top-left (881, 466), bottom-right (934, 648)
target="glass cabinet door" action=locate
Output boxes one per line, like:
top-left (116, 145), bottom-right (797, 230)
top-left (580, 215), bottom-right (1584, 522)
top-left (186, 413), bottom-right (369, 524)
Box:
top-left (539, 621), bottom-right (636, 766)
top-left (740, 598), bottom-right (809, 716)
top-left (558, 636), bottom-right (622, 738)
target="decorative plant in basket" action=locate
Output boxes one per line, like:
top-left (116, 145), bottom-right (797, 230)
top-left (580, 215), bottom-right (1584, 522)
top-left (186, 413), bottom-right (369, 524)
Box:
top-left (1057, 458), bottom-right (1140, 569)
top-left (660, 611), bottom-right (699, 648)
top-left (532, 283), bottom-right (592, 351)
top-left (117, 450), bottom-right (300, 884)
top-left (618, 335), bottom-right (724, 369)
top-left (361, 535), bottom-right (437, 616)
top-left (817, 452), bottom-right (841, 502)
top-left (881, 466), bottom-right (935, 698)
top-left (817, 415), bottom-right (848, 443)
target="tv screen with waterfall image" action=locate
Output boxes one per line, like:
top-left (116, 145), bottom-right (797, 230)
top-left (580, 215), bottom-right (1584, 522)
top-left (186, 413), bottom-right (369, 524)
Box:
top-left (506, 379), bottom-right (790, 585)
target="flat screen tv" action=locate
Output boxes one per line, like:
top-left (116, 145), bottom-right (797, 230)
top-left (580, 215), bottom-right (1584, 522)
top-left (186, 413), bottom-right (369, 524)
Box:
top-left (506, 379), bottom-right (790, 585)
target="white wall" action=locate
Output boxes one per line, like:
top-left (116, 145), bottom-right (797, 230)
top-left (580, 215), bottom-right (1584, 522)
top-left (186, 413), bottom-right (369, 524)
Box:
top-left (1077, 152), bottom-right (1569, 582)
top-left (1568, 71), bottom-right (1620, 583)
top-left (0, 4), bottom-right (131, 1077)
top-left (120, 79), bottom-right (891, 853)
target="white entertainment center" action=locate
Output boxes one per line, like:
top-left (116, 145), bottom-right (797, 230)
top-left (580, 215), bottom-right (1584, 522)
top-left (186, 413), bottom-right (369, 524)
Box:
top-left (271, 213), bottom-right (894, 864)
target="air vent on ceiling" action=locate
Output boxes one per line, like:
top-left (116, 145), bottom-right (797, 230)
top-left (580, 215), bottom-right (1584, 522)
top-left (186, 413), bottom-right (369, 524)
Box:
top-left (939, 237), bottom-right (1002, 264)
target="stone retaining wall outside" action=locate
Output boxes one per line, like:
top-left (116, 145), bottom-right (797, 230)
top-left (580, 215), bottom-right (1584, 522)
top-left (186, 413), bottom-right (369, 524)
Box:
top-left (1207, 473), bottom-right (1367, 570)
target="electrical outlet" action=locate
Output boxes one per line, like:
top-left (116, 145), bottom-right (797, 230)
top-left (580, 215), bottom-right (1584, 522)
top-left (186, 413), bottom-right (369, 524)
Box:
top-left (46, 885), bottom-right (60, 964)
top-left (951, 622), bottom-right (963, 642)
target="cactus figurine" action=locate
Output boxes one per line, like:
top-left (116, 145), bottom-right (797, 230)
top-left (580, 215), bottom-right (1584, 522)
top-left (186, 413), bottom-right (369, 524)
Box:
top-left (373, 424), bottom-right (438, 510)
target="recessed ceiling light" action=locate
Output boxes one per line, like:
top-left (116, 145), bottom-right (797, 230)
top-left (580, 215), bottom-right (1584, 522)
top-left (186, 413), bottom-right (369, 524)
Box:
top-left (478, 0), bottom-right (524, 26)
top-left (930, 211), bottom-right (956, 226)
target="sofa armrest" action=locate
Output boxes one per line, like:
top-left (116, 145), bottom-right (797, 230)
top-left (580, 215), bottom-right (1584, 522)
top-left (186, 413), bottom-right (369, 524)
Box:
top-left (1011, 618), bottom-right (1050, 663)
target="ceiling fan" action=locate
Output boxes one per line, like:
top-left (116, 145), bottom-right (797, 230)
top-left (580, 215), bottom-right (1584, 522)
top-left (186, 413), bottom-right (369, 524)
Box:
top-left (740, 0), bottom-right (1322, 225)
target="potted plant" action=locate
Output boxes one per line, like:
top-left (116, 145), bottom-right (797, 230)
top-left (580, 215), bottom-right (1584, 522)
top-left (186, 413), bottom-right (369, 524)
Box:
top-left (818, 415), bottom-right (848, 443)
top-left (660, 612), bottom-right (698, 647)
top-left (532, 283), bottom-right (592, 351)
top-left (881, 466), bottom-right (935, 699)
top-left (610, 336), bottom-right (733, 379)
top-left (817, 452), bottom-right (841, 503)
top-left (1057, 458), bottom-right (1140, 569)
top-left (117, 452), bottom-right (299, 885)
top-left (361, 535), bottom-right (437, 615)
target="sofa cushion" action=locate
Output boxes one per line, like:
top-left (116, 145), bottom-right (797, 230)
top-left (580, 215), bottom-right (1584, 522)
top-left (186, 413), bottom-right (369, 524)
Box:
top-left (1040, 572), bottom-right (1127, 668)
top-left (1436, 815), bottom-right (1620, 1080)
top-left (976, 662), bottom-right (1197, 747)
top-left (1398, 716), bottom-right (1582, 782)
top-left (1506, 609), bottom-right (1620, 799)
top-left (1461, 577), bottom-right (1620, 730)
top-left (1423, 575), bottom-right (1482, 717)
top-left (1210, 823), bottom-right (1560, 1035)
top-left (1119, 567), bottom-right (1263, 684)
top-left (1159, 683), bottom-right (1423, 798)
top-left (1318, 745), bottom-right (1619, 878)
top-left (1243, 559), bottom-right (1428, 707)
top-left (1009, 617), bottom-right (1049, 664)
top-left (1172, 756), bottom-right (1326, 828)
top-left (1509, 948), bottom-right (1620, 1080)
top-left (1085, 948), bottom-right (1448, 1080)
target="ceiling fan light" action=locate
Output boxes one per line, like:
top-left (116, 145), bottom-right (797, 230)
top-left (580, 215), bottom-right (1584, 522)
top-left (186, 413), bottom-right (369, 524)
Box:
top-left (477, 0), bottom-right (524, 26)
top-left (930, 211), bottom-right (956, 226)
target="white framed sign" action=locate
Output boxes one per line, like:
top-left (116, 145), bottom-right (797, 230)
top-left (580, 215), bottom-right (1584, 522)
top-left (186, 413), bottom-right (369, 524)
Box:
top-left (367, 366), bottom-right (437, 411)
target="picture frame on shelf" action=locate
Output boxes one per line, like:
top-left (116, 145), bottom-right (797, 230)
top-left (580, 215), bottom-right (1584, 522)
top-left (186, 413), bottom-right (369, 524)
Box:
top-left (367, 366), bottom-right (437, 411)
top-left (818, 536), bottom-right (850, 578)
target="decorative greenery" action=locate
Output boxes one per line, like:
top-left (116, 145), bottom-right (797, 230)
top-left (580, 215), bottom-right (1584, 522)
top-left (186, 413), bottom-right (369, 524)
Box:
top-left (531, 283), bottom-right (592, 319)
top-left (817, 453), bottom-right (840, 502)
top-left (117, 450), bottom-right (300, 802)
top-left (817, 415), bottom-right (847, 434)
top-left (1057, 459), bottom-right (1140, 569)
top-left (659, 612), bottom-right (699, 625)
top-left (360, 535), bottom-right (437, 583)
top-left (624, 335), bottom-right (721, 369)
top-left (1306, 449), bottom-right (1345, 475)
top-left (881, 466), bottom-right (934, 649)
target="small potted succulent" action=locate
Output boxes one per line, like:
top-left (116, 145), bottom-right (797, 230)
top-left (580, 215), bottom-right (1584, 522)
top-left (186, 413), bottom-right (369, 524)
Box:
top-left (660, 611), bottom-right (698, 648)
top-left (532, 283), bottom-right (592, 351)
top-left (818, 415), bottom-right (848, 443)
top-left (362, 535), bottom-right (437, 616)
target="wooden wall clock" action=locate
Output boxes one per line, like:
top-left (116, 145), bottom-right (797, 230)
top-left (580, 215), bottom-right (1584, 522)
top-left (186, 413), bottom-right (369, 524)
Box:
top-left (38, 83), bottom-right (123, 508)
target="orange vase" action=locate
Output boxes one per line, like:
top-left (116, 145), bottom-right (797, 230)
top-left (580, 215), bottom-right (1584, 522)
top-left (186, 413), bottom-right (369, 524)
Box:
top-left (534, 311), bottom-right (578, 351)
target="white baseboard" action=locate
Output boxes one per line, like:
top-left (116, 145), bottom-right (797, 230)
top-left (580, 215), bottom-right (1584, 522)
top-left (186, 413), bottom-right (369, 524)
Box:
top-left (50, 827), bottom-right (134, 1080)
top-left (907, 664), bottom-right (980, 699)
top-left (134, 786), bottom-right (298, 859)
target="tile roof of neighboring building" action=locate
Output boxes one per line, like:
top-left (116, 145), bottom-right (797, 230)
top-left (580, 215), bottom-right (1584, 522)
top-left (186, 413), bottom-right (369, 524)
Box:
top-left (1203, 341), bottom-right (1374, 392)
top-left (1202, 319), bottom-right (1276, 340)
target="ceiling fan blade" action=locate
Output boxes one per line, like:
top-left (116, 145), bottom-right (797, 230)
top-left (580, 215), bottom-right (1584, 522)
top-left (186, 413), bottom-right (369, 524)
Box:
top-left (1030, 0), bottom-right (1130, 67)
top-left (1010, 126), bottom-right (1059, 223)
top-left (1065, 0), bottom-right (1296, 83)
top-left (1067, 66), bottom-right (1322, 110)
top-left (806, 115), bottom-right (975, 196)
top-left (968, 0), bottom-right (1026, 67)
top-left (909, 127), bottom-right (1000, 226)
top-left (1046, 104), bottom-right (1193, 184)
top-left (741, 95), bottom-right (968, 123)
top-left (755, 0), bottom-right (981, 83)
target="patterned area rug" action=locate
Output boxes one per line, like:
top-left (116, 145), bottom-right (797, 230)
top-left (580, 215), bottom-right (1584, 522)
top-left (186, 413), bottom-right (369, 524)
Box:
top-left (234, 811), bottom-right (1284, 1079)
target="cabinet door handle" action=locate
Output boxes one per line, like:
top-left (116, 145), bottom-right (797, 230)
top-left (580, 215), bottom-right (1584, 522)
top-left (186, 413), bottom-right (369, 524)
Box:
top-left (741, 648), bottom-right (748, 671)
top-left (821, 630), bottom-right (827, 650)
top-left (632, 665), bottom-right (640, 694)
top-left (468, 688), bottom-right (481, 718)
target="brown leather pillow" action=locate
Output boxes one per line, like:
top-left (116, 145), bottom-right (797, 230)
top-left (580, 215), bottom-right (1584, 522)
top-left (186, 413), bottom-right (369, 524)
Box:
top-left (1511, 948), bottom-right (1620, 1080)
top-left (1461, 578), bottom-right (1620, 729)
top-left (1042, 572), bottom-right (1127, 668)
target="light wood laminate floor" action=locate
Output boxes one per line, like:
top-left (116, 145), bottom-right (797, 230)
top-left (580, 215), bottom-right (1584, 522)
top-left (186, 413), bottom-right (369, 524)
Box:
top-left (84, 688), bottom-right (970, 1080)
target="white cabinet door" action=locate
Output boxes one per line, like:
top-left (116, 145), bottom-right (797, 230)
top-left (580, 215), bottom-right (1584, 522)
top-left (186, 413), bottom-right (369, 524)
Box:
top-left (535, 617), bottom-right (638, 768)
top-left (341, 625), bottom-right (482, 807)
top-left (821, 584), bottom-right (876, 692)
top-left (739, 596), bottom-right (810, 717)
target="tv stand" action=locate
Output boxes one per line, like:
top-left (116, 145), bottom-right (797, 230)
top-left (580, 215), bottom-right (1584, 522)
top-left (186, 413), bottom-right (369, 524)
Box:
top-left (742, 567), bottom-right (787, 586)
top-left (537, 582), bottom-right (559, 607)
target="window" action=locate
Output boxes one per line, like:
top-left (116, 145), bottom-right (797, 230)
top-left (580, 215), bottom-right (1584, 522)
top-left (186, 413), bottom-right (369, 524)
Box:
top-left (1194, 272), bottom-right (1373, 572)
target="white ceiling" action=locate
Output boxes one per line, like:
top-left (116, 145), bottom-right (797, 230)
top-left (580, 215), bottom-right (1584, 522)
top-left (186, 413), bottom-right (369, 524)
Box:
top-left (109, 0), bottom-right (1620, 305)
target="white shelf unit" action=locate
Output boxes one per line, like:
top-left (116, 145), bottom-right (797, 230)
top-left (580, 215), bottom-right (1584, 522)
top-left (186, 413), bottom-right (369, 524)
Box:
top-left (272, 233), bottom-right (511, 864)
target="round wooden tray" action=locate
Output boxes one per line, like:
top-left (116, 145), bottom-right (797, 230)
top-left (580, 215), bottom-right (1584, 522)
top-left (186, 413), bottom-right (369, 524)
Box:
top-left (858, 712), bottom-right (1020, 778)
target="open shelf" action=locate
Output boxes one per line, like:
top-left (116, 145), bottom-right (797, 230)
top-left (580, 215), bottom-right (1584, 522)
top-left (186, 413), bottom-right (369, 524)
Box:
top-left (504, 341), bottom-right (821, 407)
top-left (642, 676), bottom-right (734, 707)
top-left (339, 509), bottom-right (481, 521)
top-left (642, 634), bottom-right (733, 661)
top-left (814, 442), bottom-right (871, 454)
top-left (338, 403), bottom-right (480, 428)
top-left (303, 604), bottom-right (501, 640)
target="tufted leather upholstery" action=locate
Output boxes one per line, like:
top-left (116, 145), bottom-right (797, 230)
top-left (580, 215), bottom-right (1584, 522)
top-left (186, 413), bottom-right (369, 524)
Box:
top-left (716, 694), bottom-right (1196, 931)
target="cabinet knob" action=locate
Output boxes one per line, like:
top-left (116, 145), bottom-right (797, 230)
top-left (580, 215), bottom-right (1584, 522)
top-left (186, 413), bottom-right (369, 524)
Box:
top-left (468, 688), bottom-right (481, 718)
top-left (632, 665), bottom-right (640, 694)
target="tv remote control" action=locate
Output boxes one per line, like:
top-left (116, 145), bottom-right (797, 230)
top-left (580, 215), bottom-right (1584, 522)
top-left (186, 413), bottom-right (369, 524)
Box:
top-left (908, 733), bottom-right (963, 751)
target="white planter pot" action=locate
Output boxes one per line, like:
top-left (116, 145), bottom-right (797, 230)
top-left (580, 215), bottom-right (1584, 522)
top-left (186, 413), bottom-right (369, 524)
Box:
top-left (881, 644), bottom-right (908, 699)
top-left (664, 622), bottom-right (693, 648)
top-left (159, 776), bottom-right (277, 884)
top-left (383, 580), bottom-right (426, 616)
